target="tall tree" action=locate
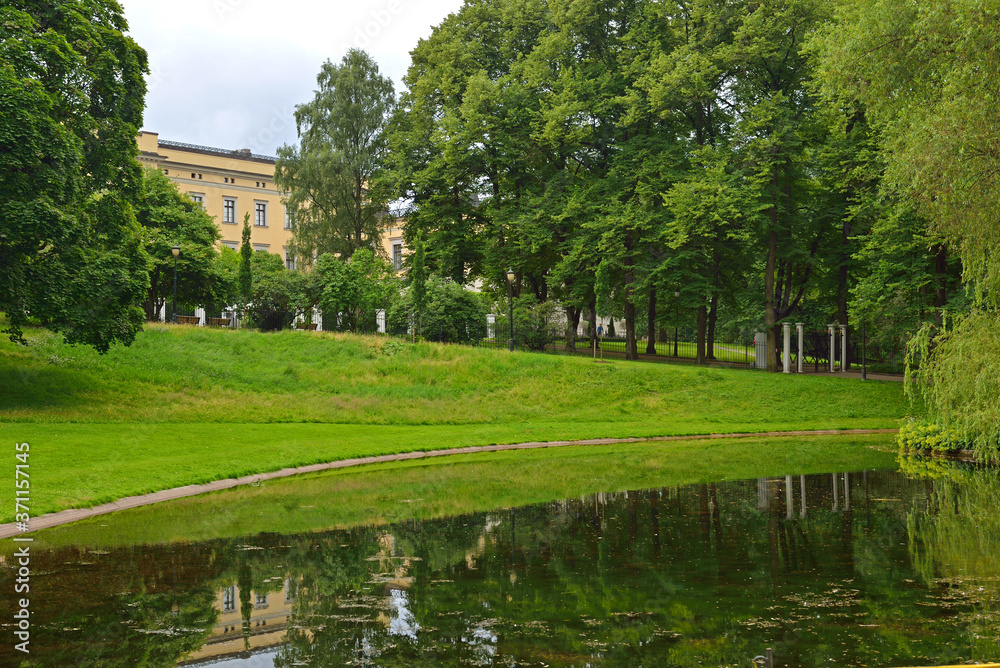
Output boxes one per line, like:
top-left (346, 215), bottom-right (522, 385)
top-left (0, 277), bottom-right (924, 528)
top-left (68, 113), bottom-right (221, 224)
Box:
top-left (0, 0), bottom-right (150, 352)
top-left (275, 49), bottom-right (396, 263)
top-left (135, 169), bottom-right (221, 320)
top-left (813, 0), bottom-right (1000, 454)
top-left (239, 214), bottom-right (253, 313)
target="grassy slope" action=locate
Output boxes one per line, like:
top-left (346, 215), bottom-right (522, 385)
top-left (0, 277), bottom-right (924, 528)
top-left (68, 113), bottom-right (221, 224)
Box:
top-left (0, 325), bottom-right (917, 520)
top-left (23, 433), bottom-right (898, 549)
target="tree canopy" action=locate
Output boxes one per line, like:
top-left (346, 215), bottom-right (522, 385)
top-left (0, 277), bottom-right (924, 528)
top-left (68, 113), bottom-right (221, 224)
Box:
top-left (0, 0), bottom-right (150, 352)
top-left (275, 49), bottom-right (396, 264)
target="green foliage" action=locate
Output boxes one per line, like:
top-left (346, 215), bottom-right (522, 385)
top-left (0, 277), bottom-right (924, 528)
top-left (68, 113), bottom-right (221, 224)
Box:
top-left (134, 168), bottom-right (222, 319)
top-left (410, 231), bottom-right (428, 335)
top-left (905, 311), bottom-right (1000, 459)
top-left (0, 0), bottom-right (150, 352)
top-left (388, 276), bottom-right (487, 343)
top-left (246, 251), bottom-right (306, 331)
top-left (239, 213), bottom-right (253, 310)
top-left (495, 294), bottom-right (558, 350)
top-left (312, 248), bottom-right (396, 332)
top-left (896, 420), bottom-right (967, 455)
top-left (275, 49), bottom-right (395, 262)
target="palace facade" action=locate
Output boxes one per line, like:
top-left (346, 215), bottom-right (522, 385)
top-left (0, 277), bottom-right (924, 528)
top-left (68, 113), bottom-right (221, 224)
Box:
top-left (137, 131), bottom-right (406, 272)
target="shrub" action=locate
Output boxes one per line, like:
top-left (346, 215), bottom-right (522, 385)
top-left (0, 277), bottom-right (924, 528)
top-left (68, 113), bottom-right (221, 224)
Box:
top-left (388, 276), bottom-right (486, 343)
top-left (897, 420), bottom-right (968, 455)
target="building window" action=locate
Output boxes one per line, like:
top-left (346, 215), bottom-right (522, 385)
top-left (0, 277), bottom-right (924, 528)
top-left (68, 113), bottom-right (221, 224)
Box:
top-left (254, 201), bottom-right (267, 227)
top-left (189, 193), bottom-right (205, 209)
top-left (253, 244), bottom-right (269, 252)
top-left (163, 169), bottom-right (168, 175)
top-left (262, 182), bottom-right (267, 188)
top-left (223, 586), bottom-right (236, 613)
top-left (223, 198), bottom-right (237, 224)
top-left (392, 242), bottom-right (403, 271)
top-left (285, 250), bottom-right (296, 271)
top-left (222, 241), bottom-right (238, 250)
top-left (255, 593), bottom-right (268, 608)
top-left (284, 209), bottom-right (291, 230)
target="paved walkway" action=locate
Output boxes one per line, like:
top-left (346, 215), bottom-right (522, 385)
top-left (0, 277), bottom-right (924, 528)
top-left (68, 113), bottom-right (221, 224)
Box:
top-left (0, 428), bottom-right (899, 540)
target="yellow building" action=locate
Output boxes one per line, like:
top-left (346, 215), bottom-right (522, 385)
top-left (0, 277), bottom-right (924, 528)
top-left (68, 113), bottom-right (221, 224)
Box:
top-left (137, 131), bottom-right (298, 269)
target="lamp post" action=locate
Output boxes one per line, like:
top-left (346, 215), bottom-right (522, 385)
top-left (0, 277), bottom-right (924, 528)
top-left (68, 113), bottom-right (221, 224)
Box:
top-left (673, 290), bottom-right (680, 358)
top-left (171, 245), bottom-right (180, 323)
top-left (506, 269), bottom-right (515, 351)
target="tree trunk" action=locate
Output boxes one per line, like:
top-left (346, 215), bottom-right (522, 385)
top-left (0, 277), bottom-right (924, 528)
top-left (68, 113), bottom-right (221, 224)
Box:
top-left (646, 289), bottom-right (657, 355)
top-left (765, 229), bottom-right (779, 371)
top-left (696, 304), bottom-right (708, 364)
top-left (625, 299), bottom-right (638, 360)
top-left (564, 305), bottom-right (580, 353)
top-left (658, 326), bottom-right (669, 343)
top-left (707, 292), bottom-right (718, 360)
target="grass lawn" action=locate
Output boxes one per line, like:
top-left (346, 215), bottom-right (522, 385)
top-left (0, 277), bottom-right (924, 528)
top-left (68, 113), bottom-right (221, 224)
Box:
top-left (21, 433), bottom-right (898, 549)
top-left (0, 324), bottom-right (918, 522)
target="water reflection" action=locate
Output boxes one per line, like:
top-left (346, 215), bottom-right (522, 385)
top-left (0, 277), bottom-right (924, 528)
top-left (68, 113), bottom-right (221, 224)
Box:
top-left (2, 467), bottom-right (1000, 667)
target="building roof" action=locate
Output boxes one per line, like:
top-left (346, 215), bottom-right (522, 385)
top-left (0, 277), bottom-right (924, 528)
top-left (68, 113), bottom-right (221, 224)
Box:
top-left (157, 139), bottom-right (277, 165)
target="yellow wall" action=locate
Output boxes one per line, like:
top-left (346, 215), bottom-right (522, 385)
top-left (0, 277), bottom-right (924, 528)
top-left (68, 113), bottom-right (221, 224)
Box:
top-left (138, 131), bottom-right (408, 273)
top-left (138, 132), bottom-right (295, 267)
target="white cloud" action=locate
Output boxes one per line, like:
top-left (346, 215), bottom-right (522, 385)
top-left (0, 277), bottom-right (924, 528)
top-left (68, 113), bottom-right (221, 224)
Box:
top-left (121, 0), bottom-right (463, 154)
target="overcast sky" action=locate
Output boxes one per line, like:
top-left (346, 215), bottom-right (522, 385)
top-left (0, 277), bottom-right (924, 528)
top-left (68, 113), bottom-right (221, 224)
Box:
top-left (120, 0), bottom-right (465, 156)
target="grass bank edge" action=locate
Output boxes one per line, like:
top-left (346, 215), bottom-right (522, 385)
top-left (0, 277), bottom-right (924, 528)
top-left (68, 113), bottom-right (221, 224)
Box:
top-left (0, 420), bottom-right (904, 523)
top-left (13, 433), bottom-right (900, 550)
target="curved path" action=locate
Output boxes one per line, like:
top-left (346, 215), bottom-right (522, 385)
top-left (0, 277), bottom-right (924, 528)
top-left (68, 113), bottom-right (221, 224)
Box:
top-left (0, 428), bottom-right (898, 539)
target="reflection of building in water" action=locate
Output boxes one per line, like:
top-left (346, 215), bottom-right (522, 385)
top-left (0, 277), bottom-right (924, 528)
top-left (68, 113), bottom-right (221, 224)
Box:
top-left (178, 577), bottom-right (304, 666)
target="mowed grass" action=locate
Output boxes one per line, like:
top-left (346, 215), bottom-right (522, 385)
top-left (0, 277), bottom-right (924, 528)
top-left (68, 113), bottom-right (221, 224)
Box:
top-left (21, 433), bottom-right (898, 549)
top-left (0, 323), bottom-right (917, 522)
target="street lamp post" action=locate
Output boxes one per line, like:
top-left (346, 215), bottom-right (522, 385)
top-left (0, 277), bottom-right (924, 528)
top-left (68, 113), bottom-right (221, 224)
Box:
top-left (506, 269), bottom-right (515, 351)
top-left (673, 290), bottom-right (680, 358)
top-left (171, 245), bottom-right (180, 323)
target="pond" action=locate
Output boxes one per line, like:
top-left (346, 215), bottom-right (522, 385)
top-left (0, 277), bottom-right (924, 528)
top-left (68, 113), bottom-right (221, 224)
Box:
top-left (2, 460), bottom-right (999, 667)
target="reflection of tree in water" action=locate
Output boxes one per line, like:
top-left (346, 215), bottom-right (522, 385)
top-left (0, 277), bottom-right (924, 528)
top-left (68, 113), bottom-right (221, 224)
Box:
top-left (0, 543), bottom-right (218, 667)
top-left (6, 471), bottom-right (999, 666)
top-left (907, 461), bottom-right (1000, 660)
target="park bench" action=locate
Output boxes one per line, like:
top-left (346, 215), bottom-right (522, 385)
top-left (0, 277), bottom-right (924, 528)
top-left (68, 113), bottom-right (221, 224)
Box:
top-left (295, 322), bottom-right (318, 331)
top-left (176, 315), bottom-right (201, 325)
top-left (207, 317), bottom-right (231, 327)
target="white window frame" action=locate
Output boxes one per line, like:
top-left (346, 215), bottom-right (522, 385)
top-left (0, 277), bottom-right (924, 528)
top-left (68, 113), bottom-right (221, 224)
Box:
top-left (221, 240), bottom-right (238, 250)
top-left (284, 208), bottom-right (291, 229)
top-left (392, 241), bottom-right (403, 271)
top-left (284, 248), bottom-right (296, 271)
top-left (189, 192), bottom-right (205, 209)
top-left (223, 586), bottom-right (236, 613)
top-left (254, 200), bottom-right (268, 227)
top-left (223, 197), bottom-right (237, 224)
top-left (253, 243), bottom-right (270, 252)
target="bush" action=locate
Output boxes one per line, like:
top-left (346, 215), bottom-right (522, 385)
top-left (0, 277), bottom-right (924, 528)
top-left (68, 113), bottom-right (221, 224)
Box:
top-left (494, 295), bottom-right (558, 350)
top-left (248, 258), bottom-right (310, 331)
top-left (897, 420), bottom-right (968, 455)
top-left (388, 276), bottom-right (487, 343)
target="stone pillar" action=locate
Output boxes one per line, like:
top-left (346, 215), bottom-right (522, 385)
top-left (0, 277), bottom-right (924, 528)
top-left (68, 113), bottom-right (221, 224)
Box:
top-left (786, 474), bottom-right (794, 519)
top-left (796, 323), bottom-right (804, 373)
top-left (828, 325), bottom-right (836, 372)
top-left (840, 324), bottom-right (848, 372)
top-left (782, 322), bottom-right (791, 374)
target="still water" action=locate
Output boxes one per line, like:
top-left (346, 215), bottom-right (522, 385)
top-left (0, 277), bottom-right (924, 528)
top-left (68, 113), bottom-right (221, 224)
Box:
top-left (2, 465), bottom-right (1000, 667)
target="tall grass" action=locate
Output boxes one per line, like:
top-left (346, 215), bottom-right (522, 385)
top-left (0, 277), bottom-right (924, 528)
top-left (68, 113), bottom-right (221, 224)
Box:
top-left (1, 324), bottom-right (911, 426)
